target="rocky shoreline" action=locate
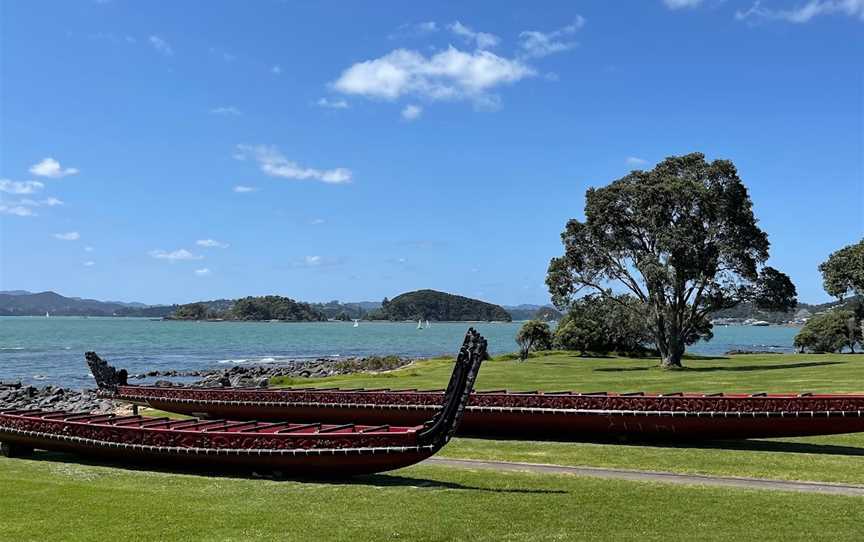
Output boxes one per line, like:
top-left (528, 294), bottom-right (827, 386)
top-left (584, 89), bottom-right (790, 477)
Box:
top-left (0, 355), bottom-right (414, 413)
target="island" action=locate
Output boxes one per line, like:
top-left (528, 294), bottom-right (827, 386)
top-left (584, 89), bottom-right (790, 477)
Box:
top-left (366, 289), bottom-right (512, 322)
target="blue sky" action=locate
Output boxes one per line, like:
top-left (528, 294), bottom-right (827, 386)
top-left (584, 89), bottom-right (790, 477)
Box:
top-left (1, 0), bottom-right (861, 306)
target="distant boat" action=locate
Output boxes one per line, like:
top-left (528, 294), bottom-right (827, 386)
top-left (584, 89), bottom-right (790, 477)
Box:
top-left (45, 312), bottom-right (50, 318)
top-left (425, 320), bottom-right (431, 329)
top-left (353, 319), bottom-right (359, 328)
top-left (417, 319), bottom-right (423, 330)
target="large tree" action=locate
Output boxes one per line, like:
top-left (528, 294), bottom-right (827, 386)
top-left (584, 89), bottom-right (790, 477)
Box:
top-left (546, 153), bottom-right (797, 368)
top-left (819, 239), bottom-right (864, 300)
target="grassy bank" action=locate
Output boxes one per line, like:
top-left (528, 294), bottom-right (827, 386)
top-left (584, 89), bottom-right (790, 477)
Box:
top-left (270, 351), bottom-right (863, 394)
top-left (2, 455), bottom-right (863, 541)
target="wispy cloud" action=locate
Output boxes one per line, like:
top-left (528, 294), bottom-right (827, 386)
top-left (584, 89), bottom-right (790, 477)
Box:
top-left (316, 97), bottom-right (349, 109)
top-left (332, 47), bottom-right (534, 108)
top-left (148, 35), bottom-right (173, 56)
top-left (83, 261), bottom-right (96, 267)
top-left (310, 218), bottom-right (325, 225)
top-left (53, 232), bottom-right (80, 241)
top-left (210, 106), bottom-right (242, 116)
top-left (29, 158), bottom-right (79, 178)
top-left (663, 0), bottom-right (704, 9)
top-left (736, 0), bottom-right (864, 23)
top-left (85, 246), bottom-right (95, 252)
top-left (194, 268), bottom-right (211, 276)
top-left (294, 255), bottom-right (344, 268)
top-left (518, 18), bottom-right (584, 58)
top-left (148, 249), bottom-right (203, 261)
top-left (196, 239), bottom-right (229, 248)
top-left (235, 144), bottom-right (352, 184)
top-left (401, 104), bottom-right (423, 121)
top-left (0, 204), bottom-right (35, 217)
top-left (271, 65), bottom-right (282, 75)
top-left (626, 156), bottom-right (648, 166)
top-left (233, 185), bottom-right (258, 193)
top-left (388, 21), bottom-right (439, 40)
top-left (0, 180), bottom-right (45, 194)
top-left (447, 21), bottom-right (500, 49)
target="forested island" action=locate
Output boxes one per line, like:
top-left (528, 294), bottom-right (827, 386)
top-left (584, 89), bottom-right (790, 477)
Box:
top-left (365, 289), bottom-right (512, 322)
top-left (168, 296), bottom-right (327, 321)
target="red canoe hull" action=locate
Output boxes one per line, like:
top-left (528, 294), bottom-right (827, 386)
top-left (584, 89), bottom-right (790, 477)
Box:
top-left (0, 410), bottom-right (436, 476)
top-left (116, 387), bottom-right (864, 440)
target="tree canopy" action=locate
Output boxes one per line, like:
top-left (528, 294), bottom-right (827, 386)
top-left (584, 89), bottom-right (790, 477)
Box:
top-left (515, 320), bottom-right (553, 360)
top-left (819, 239), bottom-right (864, 300)
top-left (553, 294), bottom-right (656, 356)
top-left (546, 153), bottom-right (796, 368)
top-left (794, 310), bottom-right (862, 353)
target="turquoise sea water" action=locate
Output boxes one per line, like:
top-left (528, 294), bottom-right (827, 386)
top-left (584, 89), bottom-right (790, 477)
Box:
top-left (0, 317), bottom-right (800, 389)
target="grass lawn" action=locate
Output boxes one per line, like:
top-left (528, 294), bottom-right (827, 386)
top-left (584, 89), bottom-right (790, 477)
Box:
top-left (1, 455), bottom-right (863, 542)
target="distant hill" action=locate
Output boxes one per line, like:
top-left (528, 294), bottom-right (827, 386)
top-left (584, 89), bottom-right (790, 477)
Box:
top-left (0, 291), bottom-right (134, 316)
top-left (310, 300), bottom-right (381, 320)
top-left (370, 289), bottom-right (512, 322)
top-left (168, 296), bottom-right (325, 321)
top-left (503, 304), bottom-right (562, 321)
top-left (711, 297), bottom-right (858, 324)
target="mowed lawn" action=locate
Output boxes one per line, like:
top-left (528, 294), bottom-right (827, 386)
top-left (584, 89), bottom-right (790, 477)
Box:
top-left (4, 351), bottom-right (864, 541)
top-left (1, 456), bottom-right (863, 542)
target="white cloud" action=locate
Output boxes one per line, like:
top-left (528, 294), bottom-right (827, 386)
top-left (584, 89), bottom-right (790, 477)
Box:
top-left (271, 65), bottom-right (282, 75)
top-left (304, 255), bottom-right (322, 266)
top-left (233, 185), bottom-right (258, 193)
top-left (0, 180), bottom-right (44, 194)
top-left (235, 144), bottom-right (352, 184)
top-left (85, 246), bottom-right (95, 252)
top-left (518, 18), bottom-right (584, 58)
top-left (401, 104), bottom-right (423, 121)
top-left (332, 47), bottom-right (535, 107)
top-left (316, 97), bottom-right (350, 109)
top-left (41, 197), bottom-right (63, 206)
top-left (626, 156), bottom-right (648, 166)
top-left (196, 239), bottom-right (229, 248)
top-left (447, 21), bottom-right (500, 49)
top-left (0, 204), bottom-right (35, 217)
top-left (310, 218), bottom-right (325, 225)
top-left (29, 158), bottom-right (79, 178)
top-left (210, 106), bottom-right (242, 116)
top-left (736, 0), bottom-right (864, 22)
top-left (148, 35), bottom-right (173, 56)
top-left (83, 261), bottom-right (95, 267)
top-left (663, 0), bottom-right (704, 8)
top-left (194, 268), bottom-right (211, 276)
top-left (53, 232), bottom-right (80, 241)
top-left (148, 249), bottom-right (203, 261)
top-left (389, 21), bottom-right (439, 40)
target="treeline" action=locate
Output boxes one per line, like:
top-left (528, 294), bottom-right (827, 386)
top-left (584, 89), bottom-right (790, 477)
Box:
top-left (366, 289), bottom-right (512, 322)
top-left (168, 296), bottom-right (326, 321)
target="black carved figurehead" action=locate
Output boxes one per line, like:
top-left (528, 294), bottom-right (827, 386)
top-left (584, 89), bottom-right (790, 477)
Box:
top-left (84, 351), bottom-right (127, 394)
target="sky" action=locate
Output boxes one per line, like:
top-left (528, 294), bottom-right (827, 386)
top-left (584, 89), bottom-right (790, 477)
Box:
top-left (0, 0), bottom-right (862, 306)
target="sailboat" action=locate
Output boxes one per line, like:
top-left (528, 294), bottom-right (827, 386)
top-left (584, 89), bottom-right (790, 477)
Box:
top-left (45, 312), bottom-right (50, 318)
top-left (425, 319), bottom-right (431, 329)
top-left (352, 319), bottom-right (359, 328)
top-left (417, 318), bottom-right (423, 330)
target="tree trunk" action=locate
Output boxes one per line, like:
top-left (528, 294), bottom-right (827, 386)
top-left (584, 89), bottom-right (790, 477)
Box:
top-left (659, 332), bottom-right (685, 369)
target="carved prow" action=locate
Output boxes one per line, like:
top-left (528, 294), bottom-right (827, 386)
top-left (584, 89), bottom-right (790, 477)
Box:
top-left (84, 352), bottom-right (127, 394)
top-left (417, 328), bottom-right (487, 449)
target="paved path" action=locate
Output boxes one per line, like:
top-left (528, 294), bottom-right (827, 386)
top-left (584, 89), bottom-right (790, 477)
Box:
top-left (425, 457), bottom-right (864, 497)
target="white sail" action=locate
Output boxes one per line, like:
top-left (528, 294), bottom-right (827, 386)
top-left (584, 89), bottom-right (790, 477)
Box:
top-left (353, 319), bottom-right (359, 327)
top-left (425, 319), bottom-right (431, 328)
top-left (417, 318), bottom-right (423, 329)
top-left (45, 312), bottom-right (50, 318)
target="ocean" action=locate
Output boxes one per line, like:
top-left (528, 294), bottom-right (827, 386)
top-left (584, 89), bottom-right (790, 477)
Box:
top-left (0, 317), bottom-right (801, 389)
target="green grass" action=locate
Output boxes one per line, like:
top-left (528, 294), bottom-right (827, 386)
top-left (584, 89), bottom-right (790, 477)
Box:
top-left (1, 455), bottom-right (863, 541)
top-left (269, 351), bottom-right (864, 394)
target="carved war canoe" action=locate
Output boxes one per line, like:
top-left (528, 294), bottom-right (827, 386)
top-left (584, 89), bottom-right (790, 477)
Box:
top-left (100, 384), bottom-right (864, 441)
top-left (0, 329), bottom-right (487, 476)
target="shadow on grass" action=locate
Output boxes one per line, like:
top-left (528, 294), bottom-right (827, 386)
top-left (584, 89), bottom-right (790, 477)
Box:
top-left (594, 361), bottom-right (844, 373)
top-left (17, 450), bottom-right (564, 494)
